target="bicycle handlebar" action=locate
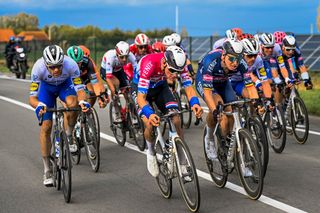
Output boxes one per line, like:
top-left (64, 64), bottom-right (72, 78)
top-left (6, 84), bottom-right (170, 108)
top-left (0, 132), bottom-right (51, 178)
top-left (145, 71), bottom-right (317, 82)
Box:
top-left (38, 107), bottom-right (81, 126)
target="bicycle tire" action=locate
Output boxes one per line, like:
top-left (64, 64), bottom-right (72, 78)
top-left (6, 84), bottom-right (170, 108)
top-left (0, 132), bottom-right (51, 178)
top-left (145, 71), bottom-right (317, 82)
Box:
top-left (180, 90), bottom-right (192, 129)
top-left (134, 115), bottom-right (146, 151)
top-left (173, 91), bottom-right (184, 129)
top-left (51, 128), bottom-right (61, 191)
top-left (265, 106), bottom-right (286, 153)
top-left (155, 140), bottom-right (172, 199)
top-left (109, 102), bottom-right (126, 146)
top-left (203, 127), bottom-right (228, 188)
top-left (60, 131), bottom-right (72, 203)
top-left (71, 121), bottom-right (81, 165)
top-left (83, 109), bottom-right (100, 172)
top-left (291, 97), bottom-right (309, 144)
top-left (246, 116), bottom-right (269, 177)
top-left (235, 128), bottom-right (263, 200)
top-left (174, 137), bottom-right (200, 212)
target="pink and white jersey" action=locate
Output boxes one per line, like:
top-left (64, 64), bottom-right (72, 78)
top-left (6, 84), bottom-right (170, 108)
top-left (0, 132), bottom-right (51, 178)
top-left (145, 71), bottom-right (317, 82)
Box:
top-left (100, 49), bottom-right (137, 78)
top-left (136, 53), bottom-right (192, 94)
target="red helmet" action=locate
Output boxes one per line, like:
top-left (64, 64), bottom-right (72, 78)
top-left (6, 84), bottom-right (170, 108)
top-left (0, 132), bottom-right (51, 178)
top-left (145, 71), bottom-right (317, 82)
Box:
top-left (79, 45), bottom-right (90, 57)
top-left (135, 33), bottom-right (150, 46)
top-left (273, 31), bottom-right (287, 44)
top-left (152, 41), bottom-right (166, 53)
top-left (239, 33), bottom-right (253, 41)
top-left (232, 28), bottom-right (243, 39)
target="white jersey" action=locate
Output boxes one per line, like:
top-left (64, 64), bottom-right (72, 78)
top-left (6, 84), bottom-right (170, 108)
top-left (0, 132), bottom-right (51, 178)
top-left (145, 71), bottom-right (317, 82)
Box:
top-left (260, 43), bottom-right (286, 69)
top-left (247, 55), bottom-right (267, 81)
top-left (30, 56), bottom-right (84, 96)
top-left (212, 38), bottom-right (226, 50)
top-left (100, 50), bottom-right (137, 78)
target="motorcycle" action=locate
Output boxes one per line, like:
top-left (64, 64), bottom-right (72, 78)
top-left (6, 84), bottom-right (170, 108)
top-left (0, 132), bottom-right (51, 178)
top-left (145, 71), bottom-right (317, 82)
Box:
top-left (11, 46), bottom-right (28, 79)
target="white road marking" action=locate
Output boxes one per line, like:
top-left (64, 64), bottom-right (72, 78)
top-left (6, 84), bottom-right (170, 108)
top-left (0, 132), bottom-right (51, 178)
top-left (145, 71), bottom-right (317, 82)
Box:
top-left (0, 95), bottom-right (308, 213)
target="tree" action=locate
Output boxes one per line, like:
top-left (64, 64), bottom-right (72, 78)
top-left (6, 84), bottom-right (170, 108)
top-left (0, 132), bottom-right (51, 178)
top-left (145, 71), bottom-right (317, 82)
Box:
top-left (0, 13), bottom-right (39, 33)
top-left (317, 6), bottom-right (320, 32)
top-left (180, 26), bottom-right (188, 38)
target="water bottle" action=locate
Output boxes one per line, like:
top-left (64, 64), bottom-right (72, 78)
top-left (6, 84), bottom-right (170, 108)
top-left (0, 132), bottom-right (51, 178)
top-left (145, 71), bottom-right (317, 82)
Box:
top-left (55, 133), bottom-right (60, 158)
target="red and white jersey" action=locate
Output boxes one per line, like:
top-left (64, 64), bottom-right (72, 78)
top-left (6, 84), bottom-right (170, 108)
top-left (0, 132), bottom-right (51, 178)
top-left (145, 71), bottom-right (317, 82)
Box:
top-left (129, 44), bottom-right (154, 63)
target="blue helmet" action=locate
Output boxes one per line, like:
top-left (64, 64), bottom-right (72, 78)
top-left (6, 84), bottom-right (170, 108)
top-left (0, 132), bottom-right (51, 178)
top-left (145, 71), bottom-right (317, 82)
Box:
top-left (9, 36), bottom-right (15, 42)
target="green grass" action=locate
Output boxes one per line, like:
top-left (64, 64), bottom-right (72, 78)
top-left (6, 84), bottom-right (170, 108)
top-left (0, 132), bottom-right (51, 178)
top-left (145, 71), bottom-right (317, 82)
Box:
top-left (299, 89), bottom-right (320, 116)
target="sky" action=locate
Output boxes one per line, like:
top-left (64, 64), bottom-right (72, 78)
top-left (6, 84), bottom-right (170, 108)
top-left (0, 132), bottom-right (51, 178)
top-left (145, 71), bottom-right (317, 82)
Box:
top-left (0, 0), bottom-right (319, 36)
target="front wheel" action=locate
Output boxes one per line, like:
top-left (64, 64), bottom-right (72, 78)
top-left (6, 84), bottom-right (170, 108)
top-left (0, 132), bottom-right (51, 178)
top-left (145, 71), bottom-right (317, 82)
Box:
top-left (291, 97), bottom-right (309, 144)
top-left (60, 131), bottom-right (72, 203)
top-left (180, 90), bottom-right (192, 129)
top-left (235, 129), bottom-right (263, 200)
top-left (175, 138), bottom-right (200, 212)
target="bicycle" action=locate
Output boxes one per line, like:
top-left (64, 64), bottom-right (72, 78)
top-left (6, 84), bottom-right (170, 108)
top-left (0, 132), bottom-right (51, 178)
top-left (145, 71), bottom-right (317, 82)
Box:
top-left (39, 106), bottom-right (76, 203)
top-left (281, 81), bottom-right (309, 144)
top-left (109, 87), bottom-right (145, 151)
top-left (203, 100), bottom-right (263, 200)
top-left (154, 110), bottom-right (200, 212)
top-left (72, 106), bottom-right (100, 172)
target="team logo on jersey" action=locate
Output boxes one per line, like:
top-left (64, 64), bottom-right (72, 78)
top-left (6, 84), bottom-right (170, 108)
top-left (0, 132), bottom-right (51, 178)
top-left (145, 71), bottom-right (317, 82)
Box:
top-left (32, 74), bottom-right (39, 81)
top-left (277, 56), bottom-right (284, 64)
top-left (73, 77), bottom-right (82, 85)
top-left (259, 68), bottom-right (266, 76)
top-left (48, 75), bottom-right (52, 78)
top-left (30, 82), bottom-right (39, 91)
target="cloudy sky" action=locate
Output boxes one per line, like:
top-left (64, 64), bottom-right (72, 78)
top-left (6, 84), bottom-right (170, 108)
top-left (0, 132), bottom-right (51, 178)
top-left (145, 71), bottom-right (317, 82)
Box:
top-left (0, 0), bottom-right (318, 36)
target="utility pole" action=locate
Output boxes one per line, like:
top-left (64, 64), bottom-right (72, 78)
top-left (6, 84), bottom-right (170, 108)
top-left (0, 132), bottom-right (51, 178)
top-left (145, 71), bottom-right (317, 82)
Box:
top-left (175, 5), bottom-right (179, 33)
top-left (310, 23), bottom-right (314, 35)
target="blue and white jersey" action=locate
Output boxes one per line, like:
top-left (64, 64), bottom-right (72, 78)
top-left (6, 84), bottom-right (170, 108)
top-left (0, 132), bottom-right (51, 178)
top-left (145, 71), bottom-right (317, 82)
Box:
top-left (30, 56), bottom-right (84, 96)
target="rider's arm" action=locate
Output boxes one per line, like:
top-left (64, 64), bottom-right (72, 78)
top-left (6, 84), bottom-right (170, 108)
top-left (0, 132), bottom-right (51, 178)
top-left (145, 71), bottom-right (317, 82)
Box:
top-left (87, 58), bottom-right (106, 95)
top-left (69, 64), bottom-right (87, 102)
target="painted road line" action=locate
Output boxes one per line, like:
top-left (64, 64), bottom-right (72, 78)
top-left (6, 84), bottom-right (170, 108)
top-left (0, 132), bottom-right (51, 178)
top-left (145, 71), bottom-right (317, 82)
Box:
top-left (0, 95), bottom-right (308, 213)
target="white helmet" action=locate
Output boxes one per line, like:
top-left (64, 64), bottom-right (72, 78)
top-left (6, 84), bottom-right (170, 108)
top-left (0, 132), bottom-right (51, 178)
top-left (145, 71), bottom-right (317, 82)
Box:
top-left (282, 35), bottom-right (296, 49)
top-left (164, 46), bottom-right (186, 72)
top-left (225, 29), bottom-right (237, 41)
top-left (43, 45), bottom-right (64, 66)
top-left (135, 33), bottom-right (149, 46)
top-left (115, 41), bottom-right (130, 56)
top-left (241, 38), bottom-right (259, 55)
top-left (222, 39), bottom-right (244, 56)
top-left (259, 33), bottom-right (275, 47)
top-left (171, 33), bottom-right (182, 45)
top-left (162, 35), bottom-right (176, 47)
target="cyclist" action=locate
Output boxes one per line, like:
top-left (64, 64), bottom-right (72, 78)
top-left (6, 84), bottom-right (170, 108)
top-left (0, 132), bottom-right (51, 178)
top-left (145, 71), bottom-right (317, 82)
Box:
top-left (130, 33), bottom-right (153, 63)
top-left (152, 41), bottom-right (166, 53)
top-left (4, 36), bottom-right (16, 70)
top-left (212, 29), bottom-right (238, 50)
top-left (132, 46), bottom-right (202, 177)
top-left (67, 46), bottom-right (108, 108)
top-left (195, 39), bottom-right (253, 176)
top-left (162, 35), bottom-right (176, 48)
top-left (281, 35), bottom-right (313, 89)
top-left (29, 45), bottom-right (90, 186)
top-left (100, 41), bottom-right (137, 123)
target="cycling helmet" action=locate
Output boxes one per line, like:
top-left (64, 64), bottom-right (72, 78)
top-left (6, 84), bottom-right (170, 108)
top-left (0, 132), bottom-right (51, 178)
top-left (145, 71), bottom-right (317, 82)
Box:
top-left (239, 33), bottom-right (254, 41)
top-left (162, 35), bottom-right (176, 47)
top-left (225, 29), bottom-right (237, 40)
top-left (273, 31), bottom-right (286, 44)
top-left (171, 33), bottom-right (182, 45)
top-left (135, 33), bottom-right (150, 46)
top-left (232, 28), bottom-right (243, 38)
top-left (241, 38), bottom-right (259, 55)
top-left (259, 33), bottom-right (275, 47)
top-left (115, 41), bottom-right (130, 56)
top-left (79, 45), bottom-right (90, 57)
top-left (43, 45), bottom-right (64, 66)
top-left (152, 41), bottom-right (166, 53)
top-left (285, 32), bottom-right (295, 38)
top-left (164, 46), bottom-right (187, 72)
top-left (9, 36), bottom-right (15, 42)
top-left (282, 35), bottom-right (296, 49)
top-left (222, 39), bottom-right (243, 56)
top-left (67, 46), bottom-right (84, 63)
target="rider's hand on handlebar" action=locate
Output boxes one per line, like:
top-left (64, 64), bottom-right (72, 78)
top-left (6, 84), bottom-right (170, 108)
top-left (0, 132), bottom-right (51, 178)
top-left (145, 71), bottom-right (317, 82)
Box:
top-left (79, 100), bottom-right (91, 112)
top-left (191, 104), bottom-right (203, 118)
top-left (149, 114), bottom-right (160, 127)
top-left (36, 102), bottom-right (47, 118)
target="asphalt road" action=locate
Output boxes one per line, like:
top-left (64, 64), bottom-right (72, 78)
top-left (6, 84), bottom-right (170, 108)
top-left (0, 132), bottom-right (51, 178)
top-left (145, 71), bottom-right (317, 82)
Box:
top-left (0, 75), bottom-right (319, 213)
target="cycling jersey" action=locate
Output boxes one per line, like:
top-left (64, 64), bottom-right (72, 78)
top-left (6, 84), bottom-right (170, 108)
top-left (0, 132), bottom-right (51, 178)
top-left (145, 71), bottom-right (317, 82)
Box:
top-left (212, 38), bottom-right (226, 50)
top-left (129, 44), bottom-right (153, 63)
top-left (134, 53), bottom-right (192, 94)
top-left (260, 43), bottom-right (286, 70)
top-left (30, 56), bottom-right (84, 97)
top-left (80, 56), bottom-right (99, 85)
top-left (248, 55), bottom-right (268, 81)
top-left (282, 47), bottom-right (305, 73)
top-left (100, 49), bottom-right (137, 78)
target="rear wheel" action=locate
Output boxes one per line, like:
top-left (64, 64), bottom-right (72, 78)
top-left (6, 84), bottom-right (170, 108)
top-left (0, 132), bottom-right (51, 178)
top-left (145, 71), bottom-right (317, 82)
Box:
top-left (291, 97), bottom-right (309, 144)
top-left (20, 62), bottom-right (27, 79)
top-left (180, 90), bottom-right (192, 129)
top-left (109, 101), bottom-right (126, 146)
top-left (71, 120), bottom-right (81, 165)
top-left (60, 131), bottom-right (72, 203)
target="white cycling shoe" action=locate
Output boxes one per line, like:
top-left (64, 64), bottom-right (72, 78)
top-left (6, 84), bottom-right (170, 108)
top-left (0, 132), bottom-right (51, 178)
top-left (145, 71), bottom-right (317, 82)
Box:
top-left (69, 144), bottom-right (78, 153)
top-left (205, 136), bottom-right (218, 161)
top-left (181, 165), bottom-right (192, 182)
top-left (147, 153), bottom-right (159, 177)
top-left (243, 167), bottom-right (253, 177)
top-left (43, 171), bottom-right (53, 187)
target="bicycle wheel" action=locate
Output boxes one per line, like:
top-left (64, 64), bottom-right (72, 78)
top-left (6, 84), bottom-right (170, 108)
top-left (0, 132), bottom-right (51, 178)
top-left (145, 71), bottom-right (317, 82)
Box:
top-left (71, 120), bottom-right (81, 165)
top-left (180, 90), bottom-right (192, 129)
top-left (265, 106), bottom-right (286, 153)
top-left (51, 129), bottom-right (61, 191)
top-left (203, 127), bottom-right (228, 188)
top-left (60, 131), bottom-right (72, 203)
top-left (83, 110), bottom-right (100, 172)
top-left (109, 102), bottom-right (126, 146)
top-left (174, 137), bottom-right (200, 212)
top-left (173, 91), bottom-right (184, 129)
top-left (155, 140), bottom-right (172, 199)
top-left (246, 116), bottom-right (269, 177)
top-left (133, 114), bottom-right (146, 151)
top-left (291, 97), bottom-right (309, 144)
top-left (235, 129), bottom-right (263, 200)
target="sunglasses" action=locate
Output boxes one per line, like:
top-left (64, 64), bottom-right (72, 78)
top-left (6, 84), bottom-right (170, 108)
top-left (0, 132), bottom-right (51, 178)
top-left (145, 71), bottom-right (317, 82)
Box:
top-left (246, 54), bottom-right (258, 59)
top-left (118, 55), bottom-right (128, 59)
top-left (47, 64), bottom-right (62, 70)
top-left (227, 54), bottom-right (241, 63)
top-left (138, 45), bottom-right (148, 50)
top-left (264, 46), bottom-right (274, 49)
top-left (168, 68), bottom-right (179, 74)
top-left (285, 48), bottom-right (295, 52)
